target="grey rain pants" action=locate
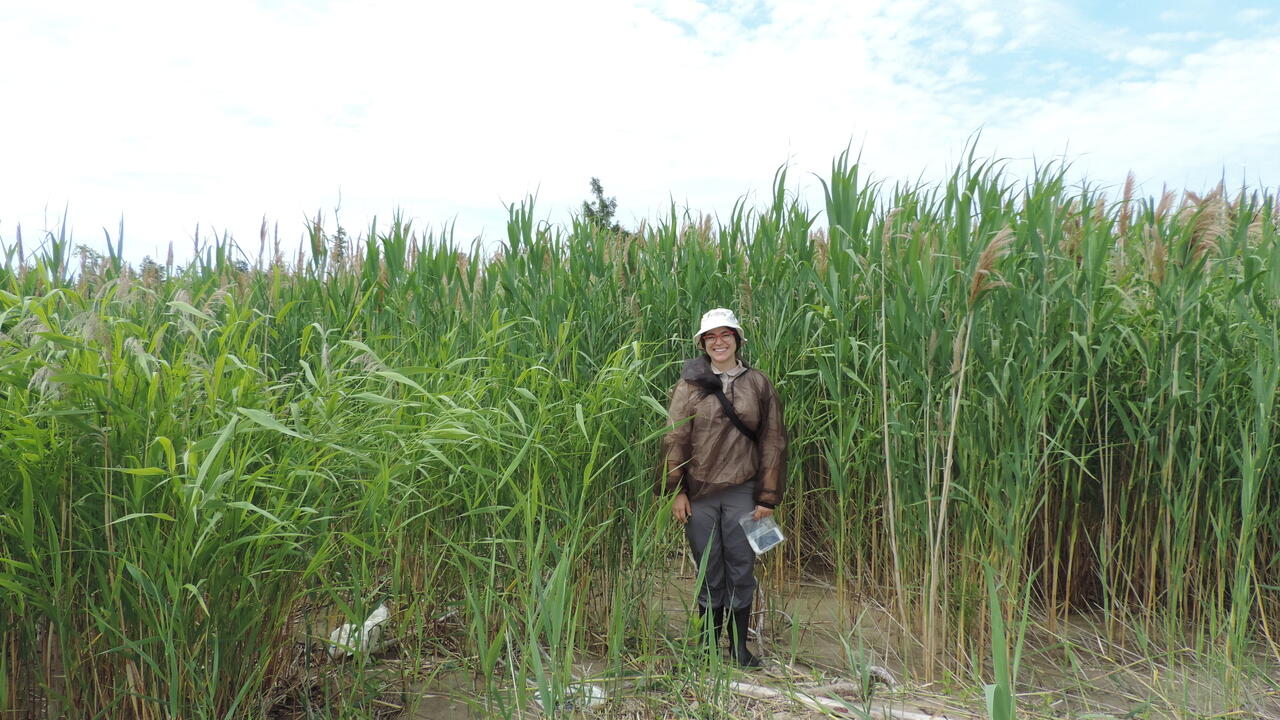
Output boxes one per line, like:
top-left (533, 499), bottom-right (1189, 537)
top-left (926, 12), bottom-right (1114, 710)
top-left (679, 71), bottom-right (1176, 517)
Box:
top-left (685, 481), bottom-right (757, 610)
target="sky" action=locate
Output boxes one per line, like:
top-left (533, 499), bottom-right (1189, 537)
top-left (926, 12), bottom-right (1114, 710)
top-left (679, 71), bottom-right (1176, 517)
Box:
top-left (2, 0), bottom-right (1278, 266)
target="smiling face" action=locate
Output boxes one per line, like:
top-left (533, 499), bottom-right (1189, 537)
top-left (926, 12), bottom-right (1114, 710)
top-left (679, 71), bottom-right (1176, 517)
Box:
top-left (700, 326), bottom-right (739, 366)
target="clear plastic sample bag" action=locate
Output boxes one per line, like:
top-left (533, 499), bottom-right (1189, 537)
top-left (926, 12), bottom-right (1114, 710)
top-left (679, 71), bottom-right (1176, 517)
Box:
top-left (738, 513), bottom-right (785, 555)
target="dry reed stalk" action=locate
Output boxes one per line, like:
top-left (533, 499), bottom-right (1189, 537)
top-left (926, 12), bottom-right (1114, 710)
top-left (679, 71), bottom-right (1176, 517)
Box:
top-left (880, 209), bottom-right (908, 627)
top-left (928, 227), bottom-right (1013, 678)
top-left (1258, 584), bottom-right (1280, 667)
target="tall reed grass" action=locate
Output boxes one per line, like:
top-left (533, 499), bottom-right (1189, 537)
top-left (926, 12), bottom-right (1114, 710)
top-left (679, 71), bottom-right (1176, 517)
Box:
top-left (1, 150), bottom-right (1277, 717)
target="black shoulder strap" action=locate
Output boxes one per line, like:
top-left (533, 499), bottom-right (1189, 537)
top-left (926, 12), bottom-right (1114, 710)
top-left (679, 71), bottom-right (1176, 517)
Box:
top-left (712, 388), bottom-right (758, 443)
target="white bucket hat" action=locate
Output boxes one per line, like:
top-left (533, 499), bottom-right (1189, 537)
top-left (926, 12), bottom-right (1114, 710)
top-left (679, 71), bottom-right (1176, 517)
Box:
top-left (695, 308), bottom-right (745, 344)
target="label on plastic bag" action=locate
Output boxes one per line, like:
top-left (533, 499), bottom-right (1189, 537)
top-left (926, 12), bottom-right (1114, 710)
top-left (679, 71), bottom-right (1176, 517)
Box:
top-left (738, 513), bottom-right (785, 554)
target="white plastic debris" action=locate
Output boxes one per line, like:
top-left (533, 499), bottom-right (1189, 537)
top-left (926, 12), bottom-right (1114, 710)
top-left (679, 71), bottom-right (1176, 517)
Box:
top-left (327, 603), bottom-right (390, 659)
top-left (532, 683), bottom-right (607, 713)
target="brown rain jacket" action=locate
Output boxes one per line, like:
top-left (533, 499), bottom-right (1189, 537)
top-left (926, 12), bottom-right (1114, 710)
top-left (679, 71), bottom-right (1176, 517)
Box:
top-left (659, 356), bottom-right (787, 507)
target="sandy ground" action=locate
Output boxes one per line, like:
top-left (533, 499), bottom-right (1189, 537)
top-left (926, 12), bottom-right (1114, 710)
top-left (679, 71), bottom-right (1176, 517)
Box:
top-left (407, 569), bottom-right (968, 720)
top-left (284, 566), bottom-right (1280, 719)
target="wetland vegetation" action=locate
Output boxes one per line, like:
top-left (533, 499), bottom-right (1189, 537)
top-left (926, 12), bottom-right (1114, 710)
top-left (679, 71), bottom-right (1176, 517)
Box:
top-left (2, 151), bottom-right (1278, 718)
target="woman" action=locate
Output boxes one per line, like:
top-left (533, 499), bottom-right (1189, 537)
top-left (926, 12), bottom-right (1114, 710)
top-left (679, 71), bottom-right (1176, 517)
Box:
top-left (660, 307), bottom-right (787, 667)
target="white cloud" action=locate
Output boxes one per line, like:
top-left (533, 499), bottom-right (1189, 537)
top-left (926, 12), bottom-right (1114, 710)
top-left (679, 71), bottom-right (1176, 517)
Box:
top-left (1149, 31), bottom-right (1211, 42)
top-left (1125, 46), bottom-right (1172, 67)
top-left (964, 10), bottom-right (1004, 46)
top-left (1, 0), bottom-right (1275, 265)
top-left (1236, 8), bottom-right (1271, 24)
top-left (979, 35), bottom-right (1280, 191)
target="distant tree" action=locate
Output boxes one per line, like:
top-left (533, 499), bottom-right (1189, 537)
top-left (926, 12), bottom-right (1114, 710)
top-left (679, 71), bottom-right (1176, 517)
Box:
top-left (76, 244), bottom-right (104, 277)
top-left (139, 255), bottom-right (166, 286)
top-left (581, 177), bottom-right (622, 233)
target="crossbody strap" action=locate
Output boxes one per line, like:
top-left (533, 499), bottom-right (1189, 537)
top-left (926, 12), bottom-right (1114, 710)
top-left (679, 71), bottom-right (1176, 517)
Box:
top-left (712, 388), bottom-right (758, 444)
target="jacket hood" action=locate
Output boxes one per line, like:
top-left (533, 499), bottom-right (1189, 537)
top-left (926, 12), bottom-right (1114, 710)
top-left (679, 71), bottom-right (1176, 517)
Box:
top-left (681, 355), bottom-right (750, 393)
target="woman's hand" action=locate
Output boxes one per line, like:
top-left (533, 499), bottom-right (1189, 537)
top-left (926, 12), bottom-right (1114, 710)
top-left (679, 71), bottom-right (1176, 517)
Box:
top-left (672, 493), bottom-right (691, 524)
top-left (752, 505), bottom-right (773, 521)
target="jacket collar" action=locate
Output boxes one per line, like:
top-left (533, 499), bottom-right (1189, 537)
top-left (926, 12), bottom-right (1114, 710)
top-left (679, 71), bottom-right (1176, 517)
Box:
top-left (681, 355), bottom-right (751, 392)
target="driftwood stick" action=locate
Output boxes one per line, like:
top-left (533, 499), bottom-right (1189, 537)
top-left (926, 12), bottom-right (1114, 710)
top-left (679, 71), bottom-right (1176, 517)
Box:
top-left (728, 681), bottom-right (953, 720)
top-left (729, 681), bottom-right (847, 714)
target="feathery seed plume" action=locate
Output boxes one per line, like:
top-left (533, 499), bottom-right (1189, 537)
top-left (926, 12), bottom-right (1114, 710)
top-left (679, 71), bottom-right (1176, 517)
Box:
top-left (968, 227), bottom-right (1013, 307)
top-left (1118, 172), bottom-right (1135, 240)
top-left (1155, 188), bottom-right (1175, 221)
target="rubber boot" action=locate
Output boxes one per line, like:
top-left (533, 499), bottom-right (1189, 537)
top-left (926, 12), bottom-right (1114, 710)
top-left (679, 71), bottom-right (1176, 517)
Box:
top-left (729, 606), bottom-right (762, 668)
